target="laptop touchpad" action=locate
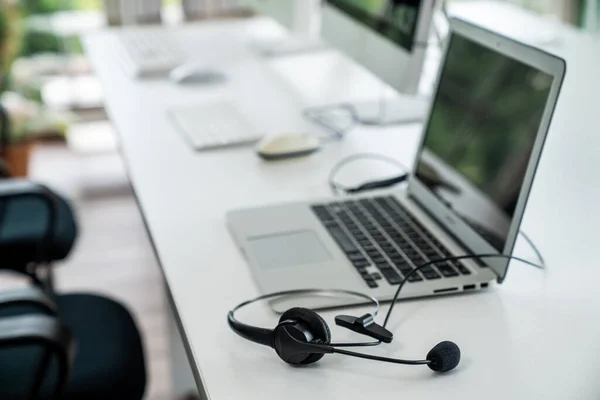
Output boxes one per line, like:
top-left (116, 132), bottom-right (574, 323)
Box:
top-left (249, 231), bottom-right (332, 270)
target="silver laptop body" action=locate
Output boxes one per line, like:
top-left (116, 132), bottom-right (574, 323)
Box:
top-left (227, 18), bottom-right (566, 312)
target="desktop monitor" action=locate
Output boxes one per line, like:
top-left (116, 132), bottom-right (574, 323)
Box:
top-left (239, 0), bottom-right (320, 36)
top-left (321, 0), bottom-right (436, 95)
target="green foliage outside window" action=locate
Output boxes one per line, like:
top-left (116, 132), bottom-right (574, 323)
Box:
top-left (21, 0), bottom-right (102, 14)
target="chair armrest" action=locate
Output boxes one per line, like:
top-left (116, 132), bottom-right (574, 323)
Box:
top-left (0, 180), bottom-right (59, 259)
top-left (0, 287), bottom-right (57, 316)
top-left (0, 315), bottom-right (75, 398)
top-left (0, 180), bottom-right (58, 203)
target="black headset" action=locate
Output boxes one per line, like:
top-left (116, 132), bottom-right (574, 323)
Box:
top-left (227, 252), bottom-right (548, 376)
top-left (227, 288), bottom-right (461, 373)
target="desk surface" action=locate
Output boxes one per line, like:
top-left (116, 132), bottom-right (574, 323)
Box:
top-left (84, 5), bottom-right (600, 400)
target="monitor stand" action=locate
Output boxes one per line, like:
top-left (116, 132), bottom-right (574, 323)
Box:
top-left (305, 96), bottom-right (429, 135)
top-left (350, 96), bottom-right (429, 125)
top-left (250, 36), bottom-right (325, 57)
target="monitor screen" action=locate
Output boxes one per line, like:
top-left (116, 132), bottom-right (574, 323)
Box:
top-left (326, 0), bottom-right (422, 51)
top-left (415, 33), bottom-right (554, 252)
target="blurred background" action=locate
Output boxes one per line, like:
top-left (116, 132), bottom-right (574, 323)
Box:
top-left (0, 0), bottom-right (596, 181)
top-left (0, 1), bottom-right (596, 399)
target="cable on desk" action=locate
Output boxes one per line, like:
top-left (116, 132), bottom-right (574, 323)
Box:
top-left (328, 153), bottom-right (409, 196)
top-left (302, 82), bottom-right (430, 132)
top-left (331, 253), bottom-right (544, 349)
top-left (382, 253), bottom-right (542, 328)
top-left (303, 93), bottom-right (430, 132)
top-left (303, 103), bottom-right (359, 140)
top-left (517, 230), bottom-right (546, 269)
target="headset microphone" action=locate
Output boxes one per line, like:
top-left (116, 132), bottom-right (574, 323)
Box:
top-left (426, 341), bottom-right (461, 372)
top-left (330, 341), bottom-right (460, 372)
top-left (272, 322), bottom-right (460, 372)
top-left (227, 289), bottom-right (461, 373)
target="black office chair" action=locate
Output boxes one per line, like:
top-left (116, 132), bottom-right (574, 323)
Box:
top-left (0, 180), bottom-right (147, 399)
top-left (0, 287), bottom-right (147, 399)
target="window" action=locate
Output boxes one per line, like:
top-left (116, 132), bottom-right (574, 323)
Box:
top-left (452, 0), bottom-right (599, 28)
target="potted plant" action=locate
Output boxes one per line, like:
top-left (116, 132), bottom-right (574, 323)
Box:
top-left (0, 91), bottom-right (36, 176)
top-left (0, 127), bottom-right (33, 177)
top-left (0, 1), bottom-right (21, 87)
top-left (1, 90), bottom-right (72, 177)
top-left (0, 1), bottom-right (28, 177)
top-left (0, 2), bottom-right (70, 177)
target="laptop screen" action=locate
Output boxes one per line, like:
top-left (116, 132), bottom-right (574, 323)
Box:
top-left (415, 33), bottom-right (554, 252)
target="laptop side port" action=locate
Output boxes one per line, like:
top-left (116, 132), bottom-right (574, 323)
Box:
top-left (481, 282), bottom-right (489, 288)
top-left (433, 287), bottom-right (458, 294)
top-left (463, 284), bottom-right (476, 291)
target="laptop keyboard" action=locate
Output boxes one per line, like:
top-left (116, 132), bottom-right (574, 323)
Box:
top-left (311, 196), bottom-right (472, 289)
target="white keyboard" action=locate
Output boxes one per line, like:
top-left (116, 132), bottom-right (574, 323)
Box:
top-left (169, 103), bottom-right (263, 151)
top-left (116, 30), bottom-right (185, 78)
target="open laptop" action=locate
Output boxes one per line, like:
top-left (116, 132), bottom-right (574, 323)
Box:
top-left (227, 18), bottom-right (565, 311)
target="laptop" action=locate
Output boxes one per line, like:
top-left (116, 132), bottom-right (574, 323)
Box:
top-left (227, 18), bottom-right (566, 311)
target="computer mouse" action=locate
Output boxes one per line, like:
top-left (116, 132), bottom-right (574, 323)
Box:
top-left (256, 133), bottom-right (320, 160)
top-left (169, 63), bottom-right (227, 85)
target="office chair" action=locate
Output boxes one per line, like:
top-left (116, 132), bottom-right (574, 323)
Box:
top-left (0, 286), bottom-right (147, 399)
top-left (0, 179), bottom-right (147, 398)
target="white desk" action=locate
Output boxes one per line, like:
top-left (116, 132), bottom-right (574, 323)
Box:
top-left (84, 7), bottom-right (600, 400)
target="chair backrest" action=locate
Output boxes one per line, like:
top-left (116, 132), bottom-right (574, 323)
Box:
top-left (103, 0), bottom-right (162, 26)
top-left (103, 0), bottom-right (244, 25)
top-left (183, 0), bottom-right (243, 20)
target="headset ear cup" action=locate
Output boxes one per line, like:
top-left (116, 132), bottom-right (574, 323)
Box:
top-left (279, 307), bottom-right (331, 364)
